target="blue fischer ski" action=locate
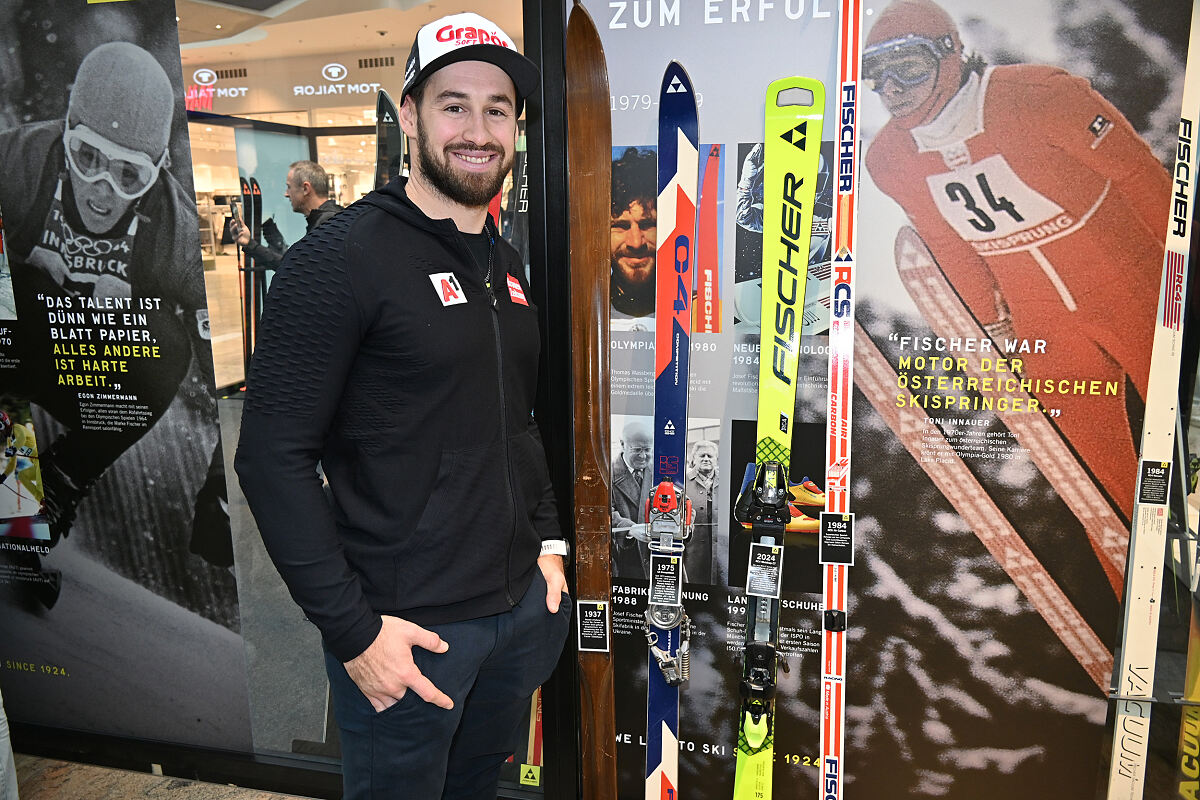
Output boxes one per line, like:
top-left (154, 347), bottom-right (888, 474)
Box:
top-left (644, 60), bottom-right (698, 800)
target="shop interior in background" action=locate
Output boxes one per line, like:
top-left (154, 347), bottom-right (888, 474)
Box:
top-left (178, 0), bottom-right (522, 390)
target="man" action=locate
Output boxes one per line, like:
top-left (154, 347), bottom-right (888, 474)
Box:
top-left (0, 42), bottom-right (217, 604)
top-left (231, 160), bottom-right (343, 269)
top-left (684, 439), bottom-right (718, 584)
top-left (610, 146), bottom-right (657, 329)
top-left (864, 0), bottom-right (1168, 518)
top-left (235, 13), bottom-right (569, 799)
top-left (610, 419), bottom-right (654, 579)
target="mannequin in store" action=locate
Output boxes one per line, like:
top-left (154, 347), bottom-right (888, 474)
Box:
top-left (864, 0), bottom-right (1170, 520)
top-left (235, 12), bottom-right (569, 800)
top-left (230, 160), bottom-right (343, 269)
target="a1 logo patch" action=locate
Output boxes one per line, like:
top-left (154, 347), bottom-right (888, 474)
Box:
top-left (507, 274), bottom-right (528, 306)
top-left (430, 272), bottom-right (467, 306)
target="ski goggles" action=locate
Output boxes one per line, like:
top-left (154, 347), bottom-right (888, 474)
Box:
top-left (63, 125), bottom-right (165, 201)
top-left (862, 37), bottom-right (942, 91)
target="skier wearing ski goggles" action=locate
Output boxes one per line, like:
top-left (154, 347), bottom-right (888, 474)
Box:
top-left (862, 32), bottom-right (958, 120)
top-left (0, 40), bottom-right (216, 613)
top-left (62, 123), bottom-right (166, 201)
top-left (864, 0), bottom-right (1170, 526)
top-left (861, 36), bottom-right (944, 91)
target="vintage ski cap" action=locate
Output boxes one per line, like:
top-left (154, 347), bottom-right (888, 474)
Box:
top-left (402, 12), bottom-right (540, 111)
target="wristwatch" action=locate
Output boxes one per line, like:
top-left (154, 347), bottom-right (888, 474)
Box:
top-left (540, 539), bottom-right (570, 559)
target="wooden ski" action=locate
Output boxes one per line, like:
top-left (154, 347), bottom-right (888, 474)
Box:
top-left (566, 5), bottom-right (617, 800)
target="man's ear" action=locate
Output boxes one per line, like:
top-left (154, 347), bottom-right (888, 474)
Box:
top-left (399, 94), bottom-right (419, 138)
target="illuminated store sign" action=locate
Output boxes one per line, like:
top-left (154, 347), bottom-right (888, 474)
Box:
top-left (293, 62), bottom-right (381, 97)
top-left (185, 67), bottom-right (248, 111)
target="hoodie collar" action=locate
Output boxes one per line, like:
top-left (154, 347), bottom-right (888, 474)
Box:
top-left (359, 177), bottom-right (497, 239)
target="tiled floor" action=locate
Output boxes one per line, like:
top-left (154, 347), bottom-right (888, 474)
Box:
top-left (15, 754), bottom-right (313, 800)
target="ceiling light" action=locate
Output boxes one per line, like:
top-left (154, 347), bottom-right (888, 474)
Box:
top-left (215, 23), bottom-right (222, 29)
top-left (205, 127), bottom-right (213, 131)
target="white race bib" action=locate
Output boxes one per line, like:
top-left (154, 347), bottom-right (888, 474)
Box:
top-left (925, 153), bottom-right (1063, 243)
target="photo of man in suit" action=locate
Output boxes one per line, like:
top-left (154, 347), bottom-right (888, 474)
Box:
top-left (610, 418), bottom-right (652, 580)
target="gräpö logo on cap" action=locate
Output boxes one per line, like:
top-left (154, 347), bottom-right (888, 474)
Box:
top-left (435, 23), bottom-right (511, 48)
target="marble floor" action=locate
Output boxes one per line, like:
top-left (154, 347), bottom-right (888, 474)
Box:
top-left (15, 754), bottom-right (314, 800)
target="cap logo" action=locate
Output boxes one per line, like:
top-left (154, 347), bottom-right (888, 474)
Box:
top-left (435, 24), bottom-right (511, 48)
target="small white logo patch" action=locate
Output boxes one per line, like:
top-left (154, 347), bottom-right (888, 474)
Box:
top-left (430, 272), bottom-right (467, 306)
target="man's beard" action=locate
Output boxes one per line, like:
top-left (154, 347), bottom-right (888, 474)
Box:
top-left (415, 116), bottom-right (511, 208)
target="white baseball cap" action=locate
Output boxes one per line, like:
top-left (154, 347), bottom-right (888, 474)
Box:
top-left (402, 12), bottom-right (540, 112)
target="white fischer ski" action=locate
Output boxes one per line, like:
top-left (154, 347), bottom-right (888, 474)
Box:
top-left (1106, 7), bottom-right (1200, 795)
top-left (818, 2), bottom-right (863, 797)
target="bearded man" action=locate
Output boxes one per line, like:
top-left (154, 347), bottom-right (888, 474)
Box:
top-left (235, 13), bottom-right (569, 799)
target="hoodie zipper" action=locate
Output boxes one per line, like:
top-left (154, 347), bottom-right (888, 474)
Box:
top-left (464, 223), bottom-right (520, 607)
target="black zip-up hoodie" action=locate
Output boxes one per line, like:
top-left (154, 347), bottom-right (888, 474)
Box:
top-left (235, 179), bottom-right (560, 662)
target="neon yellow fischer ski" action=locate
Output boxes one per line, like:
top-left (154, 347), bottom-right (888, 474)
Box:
top-left (732, 75), bottom-right (824, 800)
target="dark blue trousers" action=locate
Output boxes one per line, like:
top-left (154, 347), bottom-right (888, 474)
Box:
top-left (325, 569), bottom-right (570, 799)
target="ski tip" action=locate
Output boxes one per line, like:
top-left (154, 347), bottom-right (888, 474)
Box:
top-left (767, 76), bottom-right (825, 115)
top-left (660, 60), bottom-right (695, 99)
top-left (566, 2), bottom-right (608, 74)
top-left (566, 1), bottom-right (600, 39)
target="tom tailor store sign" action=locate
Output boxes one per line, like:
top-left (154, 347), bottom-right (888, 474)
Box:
top-left (184, 57), bottom-right (397, 113)
top-left (293, 62), bottom-right (382, 96)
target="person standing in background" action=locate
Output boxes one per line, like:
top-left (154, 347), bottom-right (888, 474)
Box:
top-left (230, 160), bottom-right (343, 269)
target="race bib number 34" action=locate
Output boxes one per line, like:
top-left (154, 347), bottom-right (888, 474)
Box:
top-left (926, 153), bottom-right (1063, 243)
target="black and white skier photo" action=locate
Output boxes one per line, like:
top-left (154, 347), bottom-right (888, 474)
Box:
top-left (0, 0), bottom-right (249, 752)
